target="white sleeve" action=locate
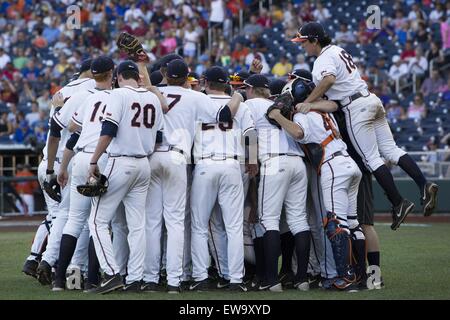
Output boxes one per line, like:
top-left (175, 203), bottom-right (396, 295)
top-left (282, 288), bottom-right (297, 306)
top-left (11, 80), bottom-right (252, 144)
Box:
top-left (313, 55), bottom-right (338, 82)
top-left (197, 94), bottom-right (222, 122)
top-left (293, 113), bottom-right (311, 143)
top-left (53, 95), bottom-right (80, 128)
top-left (240, 103), bottom-right (256, 134)
top-left (103, 91), bottom-right (123, 126)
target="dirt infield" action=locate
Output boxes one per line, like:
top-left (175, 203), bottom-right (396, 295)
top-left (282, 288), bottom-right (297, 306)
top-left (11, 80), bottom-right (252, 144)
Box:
top-left (1, 213), bottom-right (449, 232)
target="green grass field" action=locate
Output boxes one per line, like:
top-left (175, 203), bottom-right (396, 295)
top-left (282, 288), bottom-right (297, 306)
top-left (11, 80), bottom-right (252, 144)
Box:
top-left (1, 223), bottom-right (449, 300)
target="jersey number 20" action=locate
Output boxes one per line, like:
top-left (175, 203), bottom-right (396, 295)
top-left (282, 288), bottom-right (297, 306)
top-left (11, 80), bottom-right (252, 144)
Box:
top-left (131, 103), bottom-right (155, 128)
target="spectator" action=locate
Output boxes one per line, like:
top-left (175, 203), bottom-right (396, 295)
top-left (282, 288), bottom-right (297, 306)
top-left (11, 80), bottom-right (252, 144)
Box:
top-left (438, 77), bottom-right (450, 101)
top-left (293, 54), bottom-right (310, 72)
top-left (313, 2), bottom-right (331, 22)
top-left (150, 4), bottom-right (168, 29)
top-left (373, 18), bottom-right (396, 41)
top-left (386, 99), bottom-right (407, 122)
top-left (157, 29), bottom-right (177, 56)
top-left (13, 164), bottom-right (39, 216)
top-left (335, 23), bottom-right (356, 46)
top-left (243, 14), bottom-right (263, 36)
top-left (209, 0), bottom-right (226, 30)
top-left (299, 1), bottom-right (315, 23)
top-left (231, 42), bottom-right (249, 64)
top-left (421, 69), bottom-right (446, 96)
top-left (245, 44), bottom-right (270, 74)
top-left (248, 34), bottom-right (267, 53)
top-left (407, 93), bottom-right (427, 121)
top-left (389, 55), bottom-right (408, 83)
top-left (22, 59), bottom-right (41, 81)
top-left (392, 9), bottom-right (407, 31)
top-left (124, 4), bottom-right (144, 23)
top-left (0, 47), bottom-right (10, 69)
top-left (408, 3), bottom-right (427, 31)
top-left (408, 47), bottom-right (428, 77)
top-left (426, 41), bottom-right (445, 68)
top-left (182, 22), bottom-right (200, 58)
top-left (12, 47), bottom-right (28, 70)
top-left (368, 63), bottom-right (389, 86)
top-left (429, 3), bottom-right (445, 23)
top-left (36, 89), bottom-right (51, 112)
top-left (425, 137), bottom-right (439, 164)
top-left (13, 112), bottom-right (32, 143)
top-left (271, 55), bottom-right (293, 77)
top-left (357, 22), bottom-right (373, 45)
top-left (257, 8), bottom-right (272, 28)
top-left (0, 77), bottom-right (18, 104)
top-left (25, 101), bottom-right (40, 126)
top-left (400, 40), bottom-right (416, 62)
top-left (396, 22), bottom-right (412, 46)
top-left (440, 15), bottom-right (450, 50)
top-left (0, 111), bottom-right (12, 140)
top-left (1, 62), bottom-right (18, 81)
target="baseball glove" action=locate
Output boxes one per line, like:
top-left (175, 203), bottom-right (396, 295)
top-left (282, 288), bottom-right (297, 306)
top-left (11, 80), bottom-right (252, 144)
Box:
top-left (77, 174), bottom-right (109, 197)
top-left (116, 32), bottom-right (149, 63)
top-left (265, 91), bottom-right (295, 128)
top-left (43, 174), bottom-right (62, 203)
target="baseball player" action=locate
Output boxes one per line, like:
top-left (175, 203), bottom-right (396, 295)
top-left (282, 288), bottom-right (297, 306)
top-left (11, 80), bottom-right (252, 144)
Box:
top-left (291, 22), bottom-right (438, 229)
top-left (243, 74), bottom-right (311, 292)
top-left (35, 61), bottom-right (97, 285)
top-left (268, 76), bottom-right (364, 290)
top-left (143, 60), bottom-right (241, 293)
top-left (87, 60), bottom-right (163, 294)
top-left (51, 56), bottom-right (115, 291)
top-left (190, 66), bottom-right (257, 292)
top-left (22, 59), bottom-right (94, 279)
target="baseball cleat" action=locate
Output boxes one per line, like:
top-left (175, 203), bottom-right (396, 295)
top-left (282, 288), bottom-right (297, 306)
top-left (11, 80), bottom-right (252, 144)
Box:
top-left (141, 281), bottom-right (163, 292)
top-left (122, 281), bottom-right (141, 293)
top-left (294, 281), bottom-right (310, 291)
top-left (36, 260), bottom-right (52, 285)
top-left (83, 282), bottom-right (97, 293)
top-left (307, 274), bottom-right (321, 289)
top-left (216, 277), bottom-right (230, 289)
top-left (248, 276), bottom-right (262, 291)
top-left (52, 278), bottom-right (65, 292)
top-left (22, 260), bottom-right (38, 278)
top-left (391, 199), bottom-right (414, 230)
top-left (189, 278), bottom-right (212, 292)
top-left (258, 282), bottom-right (283, 292)
top-left (90, 274), bottom-right (124, 294)
top-left (228, 283), bottom-right (248, 292)
top-left (422, 182), bottom-right (438, 216)
top-left (278, 271), bottom-right (295, 289)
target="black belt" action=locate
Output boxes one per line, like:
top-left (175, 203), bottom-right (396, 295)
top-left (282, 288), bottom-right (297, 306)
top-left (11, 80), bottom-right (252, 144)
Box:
top-left (200, 155), bottom-right (239, 161)
top-left (169, 146), bottom-right (185, 155)
top-left (339, 90), bottom-right (370, 108)
top-left (77, 147), bottom-right (107, 154)
top-left (322, 151), bottom-right (348, 164)
top-left (109, 154), bottom-right (148, 159)
top-left (267, 153), bottom-right (300, 158)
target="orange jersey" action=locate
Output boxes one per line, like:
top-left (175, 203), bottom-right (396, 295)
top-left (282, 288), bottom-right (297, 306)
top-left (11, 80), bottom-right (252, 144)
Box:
top-left (14, 171), bottom-right (38, 195)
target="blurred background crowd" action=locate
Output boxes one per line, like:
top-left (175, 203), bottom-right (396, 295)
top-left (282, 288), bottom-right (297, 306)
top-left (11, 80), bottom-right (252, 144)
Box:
top-left (1, 0), bottom-right (450, 214)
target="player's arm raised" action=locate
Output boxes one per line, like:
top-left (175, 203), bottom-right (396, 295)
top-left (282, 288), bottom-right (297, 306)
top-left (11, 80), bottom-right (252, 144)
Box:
top-left (57, 132), bottom-right (79, 188)
top-left (267, 108), bottom-right (305, 140)
top-left (137, 62), bottom-right (169, 113)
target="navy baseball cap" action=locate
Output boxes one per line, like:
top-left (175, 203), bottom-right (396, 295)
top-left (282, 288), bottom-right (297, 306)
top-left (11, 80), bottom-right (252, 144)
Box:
top-left (79, 58), bottom-right (92, 73)
top-left (229, 71), bottom-right (250, 86)
top-left (117, 60), bottom-right (139, 76)
top-left (204, 66), bottom-right (229, 83)
top-left (90, 56), bottom-right (114, 75)
top-left (166, 59), bottom-right (189, 79)
top-left (244, 74), bottom-right (269, 89)
top-left (150, 70), bottom-right (163, 85)
top-left (288, 69), bottom-right (313, 81)
top-left (292, 22), bottom-right (326, 43)
top-left (269, 79), bottom-right (287, 96)
top-left (159, 53), bottom-right (184, 68)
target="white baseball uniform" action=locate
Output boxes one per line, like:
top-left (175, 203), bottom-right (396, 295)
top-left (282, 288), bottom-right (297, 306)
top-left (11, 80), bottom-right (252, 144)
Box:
top-left (143, 86), bottom-right (223, 287)
top-left (312, 44), bottom-right (405, 171)
top-left (294, 111), bottom-right (362, 231)
top-left (89, 85), bottom-right (162, 284)
top-left (245, 97), bottom-right (309, 235)
top-left (190, 94), bottom-right (255, 284)
top-left (62, 89), bottom-right (111, 239)
top-left (40, 78), bottom-right (96, 267)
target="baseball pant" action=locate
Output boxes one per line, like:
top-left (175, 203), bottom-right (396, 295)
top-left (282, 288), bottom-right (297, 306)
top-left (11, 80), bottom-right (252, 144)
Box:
top-left (89, 157), bottom-right (150, 284)
top-left (111, 202), bottom-right (129, 276)
top-left (144, 151), bottom-right (187, 287)
top-left (191, 159), bottom-right (245, 284)
top-left (258, 156), bottom-right (309, 235)
top-left (342, 93), bottom-right (406, 172)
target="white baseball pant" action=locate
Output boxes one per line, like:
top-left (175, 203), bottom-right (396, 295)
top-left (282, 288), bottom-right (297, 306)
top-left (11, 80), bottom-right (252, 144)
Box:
top-left (342, 93), bottom-right (406, 172)
top-left (89, 157), bottom-right (150, 284)
top-left (191, 159), bottom-right (245, 284)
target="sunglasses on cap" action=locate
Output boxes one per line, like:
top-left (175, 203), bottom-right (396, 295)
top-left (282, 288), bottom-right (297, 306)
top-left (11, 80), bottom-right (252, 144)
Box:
top-left (187, 76), bottom-right (199, 83)
top-left (287, 73), bottom-right (313, 82)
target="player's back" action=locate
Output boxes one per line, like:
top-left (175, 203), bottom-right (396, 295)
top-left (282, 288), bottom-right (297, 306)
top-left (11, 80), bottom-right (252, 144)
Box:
top-left (158, 86), bottom-right (221, 155)
top-left (57, 78), bottom-right (96, 103)
top-left (104, 86), bottom-right (163, 156)
top-left (293, 111), bottom-right (347, 159)
top-left (194, 94), bottom-right (254, 159)
top-left (73, 90), bottom-right (112, 151)
top-left (312, 45), bottom-right (367, 100)
top-left (246, 97), bottom-right (302, 160)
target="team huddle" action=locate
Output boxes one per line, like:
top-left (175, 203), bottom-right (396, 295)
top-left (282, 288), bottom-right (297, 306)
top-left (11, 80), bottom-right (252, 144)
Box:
top-left (21, 22), bottom-right (439, 294)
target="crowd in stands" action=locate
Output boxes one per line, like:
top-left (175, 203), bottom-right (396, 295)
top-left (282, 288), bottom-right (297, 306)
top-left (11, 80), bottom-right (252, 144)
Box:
top-left (0, 0), bottom-right (449, 156)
